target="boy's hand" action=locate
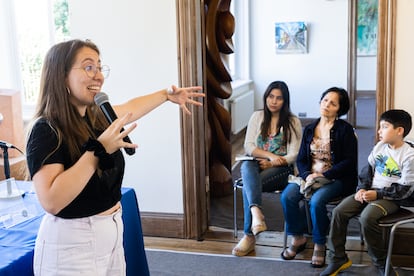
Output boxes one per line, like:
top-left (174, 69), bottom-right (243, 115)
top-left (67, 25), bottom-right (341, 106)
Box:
top-left (362, 190), bottom-right (378, 202)
top-left (354, 189), bottom-right (366, 203)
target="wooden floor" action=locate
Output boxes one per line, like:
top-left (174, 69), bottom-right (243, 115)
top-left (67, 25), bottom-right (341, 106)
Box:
top-left (144, 228), bottom-right (414, 274)
top-left (144, 227), bottom-right (372, 266)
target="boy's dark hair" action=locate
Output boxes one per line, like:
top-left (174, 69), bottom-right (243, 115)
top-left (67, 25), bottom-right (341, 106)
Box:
top-left (380, 109), bottom-right (412, 137)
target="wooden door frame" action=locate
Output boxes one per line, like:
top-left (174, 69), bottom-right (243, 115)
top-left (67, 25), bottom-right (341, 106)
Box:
top-left (176, 0), bottom-right (395, 239)
top-left (347, 0), bottom-right (357, 126)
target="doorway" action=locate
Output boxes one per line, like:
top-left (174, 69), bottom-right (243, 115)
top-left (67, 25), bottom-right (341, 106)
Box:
top-left (176, 0), bottom-right (396, 240)
top-left (210, 0), bottom-right (379, 234)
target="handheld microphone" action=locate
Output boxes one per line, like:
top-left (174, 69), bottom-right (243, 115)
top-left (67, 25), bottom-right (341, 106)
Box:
top-left (94, 92), bottom-right (136, 155)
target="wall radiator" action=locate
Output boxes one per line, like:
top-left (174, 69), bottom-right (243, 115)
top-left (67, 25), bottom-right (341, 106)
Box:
top-left (229, 89), bottom-right (254, 134)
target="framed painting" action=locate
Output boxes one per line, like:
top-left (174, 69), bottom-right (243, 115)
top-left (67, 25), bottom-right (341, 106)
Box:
top-left (275, 21), bottom-right (308, 54)
top-left (357, 0), bottom-right (378, 56)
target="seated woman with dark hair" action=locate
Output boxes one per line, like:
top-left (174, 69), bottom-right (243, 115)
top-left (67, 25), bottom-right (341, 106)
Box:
top-left (232, 81), bottom-right (302, 257)
top-left (280, 87), bottom-right (358, 268)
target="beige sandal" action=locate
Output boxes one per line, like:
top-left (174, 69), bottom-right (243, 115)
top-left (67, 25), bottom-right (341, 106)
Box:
top-left (251, 220), bottom-right (267, 235)
top-left (232, 235), bottom-right (256, 257)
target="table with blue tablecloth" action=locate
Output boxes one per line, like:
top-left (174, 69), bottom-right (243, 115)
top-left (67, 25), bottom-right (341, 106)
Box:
top-left (0, 181), bottom-right (149, 276)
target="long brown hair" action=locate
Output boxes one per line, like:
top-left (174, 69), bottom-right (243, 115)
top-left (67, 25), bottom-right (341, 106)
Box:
top-left (260, 81), bottom-right (299, 143)
top-left (32, 39), bottom-right (108, 162)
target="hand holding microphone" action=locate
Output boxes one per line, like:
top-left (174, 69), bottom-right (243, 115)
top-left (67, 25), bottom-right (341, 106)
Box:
top-left (94, 92), bottom-right (136, 155)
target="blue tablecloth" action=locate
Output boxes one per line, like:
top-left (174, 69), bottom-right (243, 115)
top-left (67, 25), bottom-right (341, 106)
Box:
top-left (0, 183), bottom-right (149, 276)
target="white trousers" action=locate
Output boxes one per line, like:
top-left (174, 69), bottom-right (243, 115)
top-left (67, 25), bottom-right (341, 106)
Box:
top-left (33, 207), bottom-right (126, 276)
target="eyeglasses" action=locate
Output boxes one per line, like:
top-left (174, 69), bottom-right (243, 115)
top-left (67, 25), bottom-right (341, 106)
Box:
top-left (72, 64), bottom-right (110, 79)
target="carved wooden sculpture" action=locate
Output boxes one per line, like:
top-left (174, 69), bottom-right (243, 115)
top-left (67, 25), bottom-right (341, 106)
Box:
top-left (205, 0), bottom-right (234, 197)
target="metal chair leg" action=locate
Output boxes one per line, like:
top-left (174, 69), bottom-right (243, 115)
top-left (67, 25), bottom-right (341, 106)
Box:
top-left (304, 199), bottom-right (313, 234)
top-left (233, 181), bottom-right (238, 238)
top-left (233, 178), bottom-right (243, 238)
top-left (283, 222), bottom-right (288, 249)
top-left (360, 224), bottom-right (364, 245)
top-left (384, 218), bottom-right (414, 276)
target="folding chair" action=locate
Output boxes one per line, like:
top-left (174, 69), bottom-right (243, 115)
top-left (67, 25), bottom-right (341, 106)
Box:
top-left (233, 177), bottom-right (243, 238)
top-left (378, 207), bottom-right (414, 276)
top-left (233, 177), bottom-right (282, 238)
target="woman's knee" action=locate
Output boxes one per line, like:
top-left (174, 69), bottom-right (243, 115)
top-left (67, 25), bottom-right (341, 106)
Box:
top-left (281, 183), bottom-right (300, 202)
top-left (309, 194), bottom-right (328, 211)
top-left (241, 160), bottom-right (257, 172)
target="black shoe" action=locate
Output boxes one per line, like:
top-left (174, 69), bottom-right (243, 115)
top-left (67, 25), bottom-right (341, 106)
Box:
top-left (319, 258), bottom-right (352, 276)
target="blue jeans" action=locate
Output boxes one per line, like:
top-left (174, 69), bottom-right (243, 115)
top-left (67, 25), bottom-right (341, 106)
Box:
top-left (281, 180), bottom-right (343, 244)
top-left (241, 160), bottom-right (292, 234)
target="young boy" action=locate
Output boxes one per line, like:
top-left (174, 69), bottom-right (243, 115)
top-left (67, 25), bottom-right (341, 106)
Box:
top-left (320, 109), bottom-right (414, 276)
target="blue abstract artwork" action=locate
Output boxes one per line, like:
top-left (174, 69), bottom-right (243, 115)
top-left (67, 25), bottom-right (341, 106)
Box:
top-left (275, 21), bottom-right (308, 54)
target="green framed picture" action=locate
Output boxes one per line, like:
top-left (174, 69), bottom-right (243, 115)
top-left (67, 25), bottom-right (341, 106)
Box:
top-left (357, 0), bottom-right (378, 56)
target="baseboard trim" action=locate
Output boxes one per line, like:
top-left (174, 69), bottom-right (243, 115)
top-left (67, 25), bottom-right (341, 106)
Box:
top-left (141, 212), bottom-right (185, 238)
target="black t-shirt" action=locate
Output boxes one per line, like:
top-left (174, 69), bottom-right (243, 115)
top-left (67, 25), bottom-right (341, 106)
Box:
top-left (26, 118), bottom-right (125, 218)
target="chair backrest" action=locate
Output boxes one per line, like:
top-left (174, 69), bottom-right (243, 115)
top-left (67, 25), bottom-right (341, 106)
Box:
top-left (341, 129), bottom-right (359, 197)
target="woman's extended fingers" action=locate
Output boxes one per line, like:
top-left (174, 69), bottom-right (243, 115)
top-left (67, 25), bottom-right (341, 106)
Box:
top-left (168, 86), bottom-right (204, 113)
top-left (177, 85), bottom-right (203, 95)
top-left (116, 113), bottom-right (138, 148)
top-left (180, 104), bottom-right (191, 115)
top-left (187, 98), bottom-right (204, 106)
top-left (121, 122), bottom-right (138, 147)
top-left (98, 113), bottom-right (138, 153)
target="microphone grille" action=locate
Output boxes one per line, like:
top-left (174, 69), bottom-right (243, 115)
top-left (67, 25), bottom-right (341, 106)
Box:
top-left (94, 92), bottom-right (109, 106)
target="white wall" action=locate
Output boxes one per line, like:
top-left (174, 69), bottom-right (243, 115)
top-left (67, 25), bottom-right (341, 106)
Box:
top-left (395, 0), bottom-right (414, 139)
top-left (250, 0), bottom-right (348, 118)
top-left (69, 0), bottom-right (184, 213)
top-left (357, 56), bottom-right (376, 90)
top-left (0, 0), bottom-right (20, 89)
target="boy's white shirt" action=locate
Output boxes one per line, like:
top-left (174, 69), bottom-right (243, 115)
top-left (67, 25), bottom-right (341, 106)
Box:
top-left (368, 141), bottom-right (414, 190)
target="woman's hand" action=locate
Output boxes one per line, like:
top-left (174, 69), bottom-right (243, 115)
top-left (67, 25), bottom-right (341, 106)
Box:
top-left (257, 158), bottom-right (271, 170)
top-left (97, 112), bottom-right (138, 154)
top-left (167, 85), bottom-right (204, 115)
top-left (305, 172), bottom-right (324, 182)
top-left (269, 156), bottom-right (287, 167)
